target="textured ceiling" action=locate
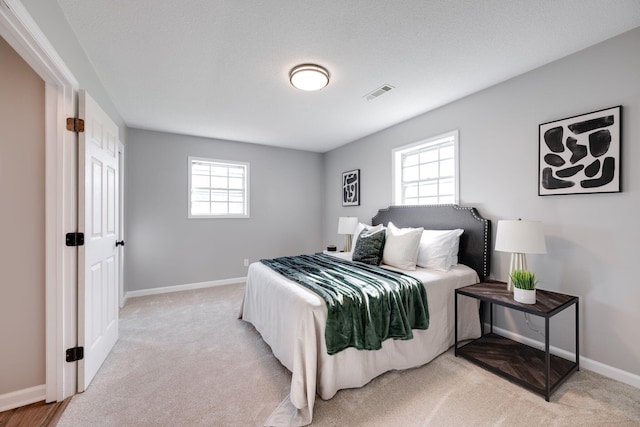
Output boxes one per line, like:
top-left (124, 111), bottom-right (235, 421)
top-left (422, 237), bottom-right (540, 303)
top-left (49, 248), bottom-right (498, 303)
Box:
top-left (57, 0), bottom-right (640, 152)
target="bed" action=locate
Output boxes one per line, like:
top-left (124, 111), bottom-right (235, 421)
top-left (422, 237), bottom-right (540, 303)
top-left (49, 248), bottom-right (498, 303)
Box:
top-left (239, 205), bottom-right (491, 426)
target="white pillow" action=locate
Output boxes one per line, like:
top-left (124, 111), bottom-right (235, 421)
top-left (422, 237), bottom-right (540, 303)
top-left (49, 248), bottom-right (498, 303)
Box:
top-left (382, 222), bottom-right (423, 270)
top-left (351, 222), bottom-right (384, 252)
top-left (417, 229), bottom-right (464, 271)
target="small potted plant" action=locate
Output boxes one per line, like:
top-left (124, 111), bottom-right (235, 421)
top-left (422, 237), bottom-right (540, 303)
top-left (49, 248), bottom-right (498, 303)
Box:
top-left (510, 270), bottom-right (537, 304)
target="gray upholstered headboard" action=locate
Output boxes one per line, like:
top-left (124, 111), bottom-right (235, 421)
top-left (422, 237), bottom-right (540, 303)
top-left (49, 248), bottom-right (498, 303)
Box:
top-left (371, 205), bottom-right (491, 281)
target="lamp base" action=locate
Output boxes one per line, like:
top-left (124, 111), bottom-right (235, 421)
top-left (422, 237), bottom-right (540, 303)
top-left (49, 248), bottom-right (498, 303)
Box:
top-left (343, 234), bottom-right (353, 252)
top-left (507, 252), bottom-right (527, 292)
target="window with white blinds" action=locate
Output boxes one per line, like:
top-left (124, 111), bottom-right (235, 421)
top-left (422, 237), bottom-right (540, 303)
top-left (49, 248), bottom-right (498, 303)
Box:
top-left (188, 157), bottom-right (250, 218)
top-left (392, 130), bottom-right (459, 206)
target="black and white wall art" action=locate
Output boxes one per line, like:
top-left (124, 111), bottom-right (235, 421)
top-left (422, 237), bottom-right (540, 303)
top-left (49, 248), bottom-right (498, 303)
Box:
top-left (342, 169), bottom-right (360, 206)
top-left (539, 106), bottom-right (621, 196)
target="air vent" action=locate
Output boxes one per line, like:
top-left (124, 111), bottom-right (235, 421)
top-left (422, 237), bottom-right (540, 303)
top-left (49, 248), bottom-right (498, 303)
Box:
top-left (364, 84), bottom-right (394, 101)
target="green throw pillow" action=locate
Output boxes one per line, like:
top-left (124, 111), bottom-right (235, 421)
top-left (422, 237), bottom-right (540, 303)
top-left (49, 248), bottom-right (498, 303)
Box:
top-left (352, 228), bottom-right (386, 265)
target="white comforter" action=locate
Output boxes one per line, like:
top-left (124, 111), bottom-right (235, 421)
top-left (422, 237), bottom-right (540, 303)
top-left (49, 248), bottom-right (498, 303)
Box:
top-left (239, 255), bottom-right (481, 426)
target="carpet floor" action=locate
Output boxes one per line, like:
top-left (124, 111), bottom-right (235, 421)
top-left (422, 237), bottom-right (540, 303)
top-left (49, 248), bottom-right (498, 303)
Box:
top-left (56, 283), bottom-right (640, 426)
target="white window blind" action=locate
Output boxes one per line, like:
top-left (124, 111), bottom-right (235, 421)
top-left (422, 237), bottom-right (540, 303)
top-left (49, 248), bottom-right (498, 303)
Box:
top-left (188, 157), bottom-right (249, 218)
top-left (393, 130), bottom-right (459, 205)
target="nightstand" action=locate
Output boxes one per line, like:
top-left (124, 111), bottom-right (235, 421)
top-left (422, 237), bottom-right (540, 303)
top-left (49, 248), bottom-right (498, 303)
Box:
top-left (322, 250), bottom-right (344, 255)
top-left (455, 280), bottom-right (579, 401)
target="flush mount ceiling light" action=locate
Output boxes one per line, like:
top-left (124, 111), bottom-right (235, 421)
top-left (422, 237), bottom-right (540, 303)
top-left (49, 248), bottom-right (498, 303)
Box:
top-left (289, 64), bottom-right (330, 91)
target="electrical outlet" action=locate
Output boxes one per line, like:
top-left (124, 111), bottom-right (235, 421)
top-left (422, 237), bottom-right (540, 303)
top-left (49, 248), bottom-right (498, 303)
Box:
top-left (243, 259), bottom-right (249, 267)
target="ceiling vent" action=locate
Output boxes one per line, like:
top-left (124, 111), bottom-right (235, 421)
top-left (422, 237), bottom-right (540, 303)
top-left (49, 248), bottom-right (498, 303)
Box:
top-left (364, 84), bottom-right (394, 101)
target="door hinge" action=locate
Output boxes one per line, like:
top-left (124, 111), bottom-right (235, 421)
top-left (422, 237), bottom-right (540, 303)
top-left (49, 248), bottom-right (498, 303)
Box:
top-left (66, 117), bottom-right (85, 133)
top-left (66, 346), bottom-right (84, 362)
top-left (65, 232), bottom-right (85, 247)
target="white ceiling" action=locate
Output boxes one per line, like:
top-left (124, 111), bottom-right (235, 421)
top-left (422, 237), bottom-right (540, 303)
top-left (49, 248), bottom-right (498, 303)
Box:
top-left (57, 0), bottom-right (640, 153)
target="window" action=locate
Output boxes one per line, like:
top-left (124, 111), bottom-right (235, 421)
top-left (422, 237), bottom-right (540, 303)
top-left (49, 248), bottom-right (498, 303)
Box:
top-left (392, 130), bottom-right (459, 205)
top-left (188, 157), bottom-right (249, 218)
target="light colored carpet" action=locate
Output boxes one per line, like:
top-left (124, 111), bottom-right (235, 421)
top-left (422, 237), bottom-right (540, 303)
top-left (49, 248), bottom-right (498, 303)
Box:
top-left (56, 283), bottom-right (640, 427)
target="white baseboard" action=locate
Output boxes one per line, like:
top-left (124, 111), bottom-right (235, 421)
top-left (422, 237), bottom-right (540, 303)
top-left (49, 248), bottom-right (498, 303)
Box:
top-left (0, 384), bottom-right (46, 412)
top-left (488, 324), bottom-right (640, 389)
top-left (123, 277), bottom-right (246, 305)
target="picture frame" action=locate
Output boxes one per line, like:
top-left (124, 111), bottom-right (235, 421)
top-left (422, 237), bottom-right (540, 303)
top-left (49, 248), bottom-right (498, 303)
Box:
top-left (342, 169), bottom-right (360, 206)
top-left (539, 106), bottom-right (621, 196)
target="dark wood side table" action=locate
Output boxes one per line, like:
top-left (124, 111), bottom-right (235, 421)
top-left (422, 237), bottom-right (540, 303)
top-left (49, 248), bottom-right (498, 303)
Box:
top-left (455, 280), bottom-right (579, 401)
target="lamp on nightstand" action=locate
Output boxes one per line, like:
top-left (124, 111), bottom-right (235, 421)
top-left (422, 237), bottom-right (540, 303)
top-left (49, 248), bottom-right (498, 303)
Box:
top-left (337, 217), bottom-right (358, 252)
top-left (495, 219), bottom-right (547, 292)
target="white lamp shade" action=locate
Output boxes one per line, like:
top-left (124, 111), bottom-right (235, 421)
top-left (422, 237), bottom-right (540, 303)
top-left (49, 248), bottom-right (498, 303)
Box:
top-left (495, 220), bottom-right (547, 254)
top-left (337, 217), bottom-right (358, 235)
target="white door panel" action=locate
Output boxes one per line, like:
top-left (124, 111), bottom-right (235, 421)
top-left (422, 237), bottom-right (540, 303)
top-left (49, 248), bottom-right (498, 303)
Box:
top-left (78, 90), bottom-right (119, 391)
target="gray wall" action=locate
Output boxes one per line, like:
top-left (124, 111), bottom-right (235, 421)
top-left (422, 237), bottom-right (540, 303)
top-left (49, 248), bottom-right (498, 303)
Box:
top-left (125, 129), bottom-right (324, 291)
top-left (324, 27), bottom-right (640, 377)
top-left (0, 36), bottom-right (45, 394)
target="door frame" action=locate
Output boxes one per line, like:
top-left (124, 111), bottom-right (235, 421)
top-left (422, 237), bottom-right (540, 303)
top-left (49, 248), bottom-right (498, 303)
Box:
top-left (0, 0), bottom-right (79, 402)
top-left (118, 141), bottom-right (125, 308)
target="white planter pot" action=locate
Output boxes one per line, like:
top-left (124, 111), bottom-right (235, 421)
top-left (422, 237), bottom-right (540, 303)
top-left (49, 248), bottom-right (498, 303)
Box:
top-left (514, 288), bottom-right (536, 304)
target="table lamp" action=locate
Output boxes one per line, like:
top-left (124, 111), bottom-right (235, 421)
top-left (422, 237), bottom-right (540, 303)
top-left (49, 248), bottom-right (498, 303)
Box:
top-left (495, 219), bottom-right (547, 292)
top-left (337, 217), bottom-right (358, 252)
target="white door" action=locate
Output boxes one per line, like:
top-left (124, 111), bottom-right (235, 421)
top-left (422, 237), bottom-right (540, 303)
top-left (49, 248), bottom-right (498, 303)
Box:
top-left (77, 90), bottom-right (120, 391)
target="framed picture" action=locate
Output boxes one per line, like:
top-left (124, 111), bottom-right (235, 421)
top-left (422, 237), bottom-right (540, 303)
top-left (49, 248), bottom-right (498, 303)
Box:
top-left (342, 169), bottom-right (360, 206)
top-left (539, 106), bottom-right (621, 196)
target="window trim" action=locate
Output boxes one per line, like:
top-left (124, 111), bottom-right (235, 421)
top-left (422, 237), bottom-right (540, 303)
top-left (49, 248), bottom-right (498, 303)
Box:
top-left (392, 130), bottom-right (460, 206)
top-left (188, 156), bottom-right (250, 219)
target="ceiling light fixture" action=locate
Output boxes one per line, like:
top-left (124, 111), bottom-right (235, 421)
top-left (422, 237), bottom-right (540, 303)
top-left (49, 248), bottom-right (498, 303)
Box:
top-left (289, 64), bottom-right (330, 91)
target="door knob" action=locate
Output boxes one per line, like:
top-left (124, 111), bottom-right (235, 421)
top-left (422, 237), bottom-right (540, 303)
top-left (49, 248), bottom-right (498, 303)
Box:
top-left (115, 240), bottom-right (125, 247)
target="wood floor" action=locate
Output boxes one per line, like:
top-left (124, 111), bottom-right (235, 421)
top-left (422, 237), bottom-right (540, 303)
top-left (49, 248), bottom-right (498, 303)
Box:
top-left (0, 399), bottom-right (71, 427)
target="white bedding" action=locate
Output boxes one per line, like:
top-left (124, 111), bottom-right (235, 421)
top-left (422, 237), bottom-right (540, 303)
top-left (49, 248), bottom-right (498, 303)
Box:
top-left (239, 254), bottom-right (481, 426)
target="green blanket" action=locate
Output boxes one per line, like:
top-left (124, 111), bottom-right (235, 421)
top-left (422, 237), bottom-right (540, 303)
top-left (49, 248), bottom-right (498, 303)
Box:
top-left (261, 254), bottom-right (429, 355)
